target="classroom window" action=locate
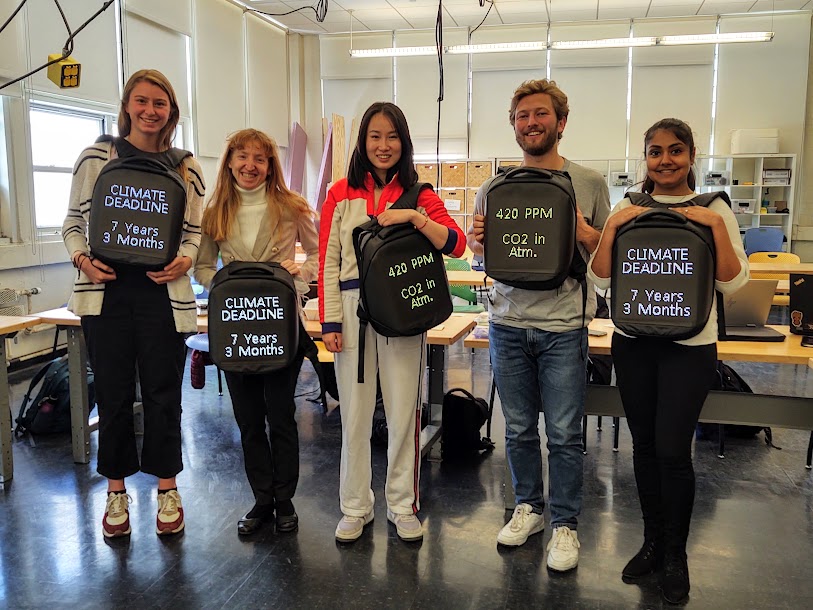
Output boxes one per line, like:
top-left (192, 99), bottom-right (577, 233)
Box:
top-left (30, 105), bottom-right (105, 228)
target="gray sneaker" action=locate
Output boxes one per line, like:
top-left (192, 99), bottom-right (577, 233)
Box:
top-left (386, 509), bottom-right (423, 541)
top-left (335, 510), bottom-right (374, 542)
top-left (497, 503), bottom-right (545, 546)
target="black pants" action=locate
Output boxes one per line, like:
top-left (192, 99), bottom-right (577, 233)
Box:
top-left (82, 267), bottom-right (186, 480)
top-left (223, 324), bottom-right (311, 507)
top-left (612, 333), bottom-right (716, 555)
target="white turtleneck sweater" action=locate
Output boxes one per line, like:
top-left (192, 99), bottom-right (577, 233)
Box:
top-left (235, 183), bottom-right (267, 255)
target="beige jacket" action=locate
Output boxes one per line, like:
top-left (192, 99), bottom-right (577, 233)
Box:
top-left (193, 196), bottom-right (319, 296)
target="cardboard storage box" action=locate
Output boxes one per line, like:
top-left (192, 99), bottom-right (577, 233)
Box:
top-left (466, 161), bottom-right (493, 187)
top-left (441, 163), bottom-right (466, 188)
top-left (416, 163), bottom-right (439, 185)
top-left (762, 168), bottom-right (791, 186)
top-left (731, 128), bottom-right (779, 154)
top-left (439, 189), bottom-right (464, 213)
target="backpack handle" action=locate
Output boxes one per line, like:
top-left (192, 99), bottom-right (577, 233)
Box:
top-left (503, 166), bottom-right (553, 181)
top-left (637, 209), bottom-right (689, 224)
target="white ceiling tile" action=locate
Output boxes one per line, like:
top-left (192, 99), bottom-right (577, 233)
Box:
top-left (547, 0), bottom-right (598, 9)
top-left (599, 7), bottom-right (649, 19)
top-left (395, 7), bottom-right (451, 29)
top-left (697, 2), bottom-right (761, 15)
top-left (497, 0), bottom-right (551, 15)
top-left (750, 0), bottom-right (807, 9)
top-left (548, 9), bottom-right (602, 21)
top-left (646, 4), bottom-right (704, 17)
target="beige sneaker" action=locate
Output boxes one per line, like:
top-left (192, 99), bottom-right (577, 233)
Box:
top-left (546, 526), bottom-right (580, 571)
top-left (156, 489), bottom-right (185, 535)
top-left (386, 509), bottom-right (423, 541)
top-left (335, 510), bottom-right (374, 542)
top-left (497, 503), bottom-right (544, 547)
top-left (103, 492), bottom-right (132, 538)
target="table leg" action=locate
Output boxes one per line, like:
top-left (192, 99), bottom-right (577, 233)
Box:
top-left (419, 344), bottom-right (446, 457)
top-left (0, 337), bottom-right (13, 483)
top-left (67, 327), bottom-right (91, 464)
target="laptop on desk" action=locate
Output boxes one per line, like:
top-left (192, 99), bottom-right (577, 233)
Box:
top-left (718, 279), bottom-right (786, 342)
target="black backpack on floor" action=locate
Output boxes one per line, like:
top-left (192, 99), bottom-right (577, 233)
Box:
top-left (88, 136), bottom-right (190, 270)
top-left (15, 355), bottom-right (95, 436)
top-left (696, 361), bottom-right (776, 445)
top-left (611, 192), bottom-right (726, 340)
top-left (352, 183), bottom-right (452, 382)
top-left (441, 388), bottom-right (495, 460)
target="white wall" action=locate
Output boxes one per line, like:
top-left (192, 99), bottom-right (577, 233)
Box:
top-left (0, 0), bottom-right (295, 362)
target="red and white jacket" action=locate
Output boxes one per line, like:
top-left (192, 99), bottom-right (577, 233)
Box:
top-left (318, 173), bottom-right (466, 334)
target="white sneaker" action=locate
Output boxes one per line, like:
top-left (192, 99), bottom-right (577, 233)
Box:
top-left (546, 526), bottom-right (580, 571)
top-left (335, 510), bottom-right (374, 542)
top-left (387, 509), bottom-right (423, 541)
top-left (496, 503), bottom-right (545, 547)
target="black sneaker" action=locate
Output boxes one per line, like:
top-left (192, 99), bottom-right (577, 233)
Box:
top-left (622, 539), bottom-right (663, 582)
top-left (661, 554), bottom-right (690, 604)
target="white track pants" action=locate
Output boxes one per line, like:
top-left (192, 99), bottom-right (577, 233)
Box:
top-left (334, 289), bottom-right (425, 517)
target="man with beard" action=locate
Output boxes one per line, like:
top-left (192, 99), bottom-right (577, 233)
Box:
top-left (467, 79), bottom-right (610, 570)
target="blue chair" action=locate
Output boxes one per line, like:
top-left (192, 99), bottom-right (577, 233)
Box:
top-left (743, 227), bottom-right (784, 256)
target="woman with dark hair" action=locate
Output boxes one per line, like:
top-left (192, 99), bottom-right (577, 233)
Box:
top-left (319, 101), bottom-right (467, 542)
top-left (194, 128), bottom-right (318, 536)
top-left (588, 118), bottom-right (748, 603)
top-left (62, 69), bottom-right (205, 538)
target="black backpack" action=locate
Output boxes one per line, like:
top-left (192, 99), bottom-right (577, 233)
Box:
top-left (88, 136), bottom-right (191, 270)
top-left (207, 262), bottom-right (300, 374)
top-left (352, 183), bottom-right (453, 382)
top-left (483, 166), bottom-right (586, 291)
top-left (441, 388), bottom-right (495, 460)
top-left (610, 192), bottom-right (727, 341)
top-left (696, 361), bottom-right (776, 447)
top-left (15, 356), bottom-right (95, 436)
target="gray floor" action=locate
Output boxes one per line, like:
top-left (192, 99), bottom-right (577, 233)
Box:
top-left (1, 324), bottom-right (812, 608)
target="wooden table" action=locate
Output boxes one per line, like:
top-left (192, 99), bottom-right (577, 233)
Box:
top-left (445, 269), bottom-right (492, 288)
top-left (467, 318), bottom-right (813, 429)
top-left (749, 262), bottom-right (813, 275)
top-left (466, 319), bottom-right (813, 507)
top-left (37, 308), bottom-right (477, 463)
top-left (0, 315), bottom-right (43, 482)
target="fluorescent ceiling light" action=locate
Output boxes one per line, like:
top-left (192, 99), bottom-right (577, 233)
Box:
top-left (447, 41), bottom-right (548, 54)
top-left (349, 32), bottom-right (774, 58)
top-left (350, 46), bottom-right (437, 57)
top-left (658, 31), bottom-right (774, 45)
top-left (552, 37), bottom-right (657, 49)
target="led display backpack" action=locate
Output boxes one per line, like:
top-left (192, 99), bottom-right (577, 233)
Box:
top-left (483, 166), bottom-right (586, 290)
top-left (352, 182), bottom-right (452, 382)
top-left (610, 191), bottom-right (727, 340)
top-left (207, 262), bottom-right (300, 374)
top-left (88, 136), bottom-right (190, 270)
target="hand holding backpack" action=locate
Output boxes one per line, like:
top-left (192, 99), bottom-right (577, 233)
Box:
top-left (352, 183), bottom-right (453, 382)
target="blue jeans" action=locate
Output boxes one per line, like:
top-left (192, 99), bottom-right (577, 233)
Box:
top-left (490, 323), bottom-right (587, 528)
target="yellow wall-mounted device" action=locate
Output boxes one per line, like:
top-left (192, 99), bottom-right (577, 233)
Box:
top-left (46, 54), bottom-right (81, 88)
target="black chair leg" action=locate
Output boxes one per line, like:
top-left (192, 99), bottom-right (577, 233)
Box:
top-left (582, 415), bottom-right (588, 454)
top-left (596, 416), bottom-right (602, 431)
top-left (613, 417), bottom-right (620, 452)
top-left (717, 424), bottom-right (725, 459)
top-left (217, 367), bottom-right (223, 396)
top-left (806, 432), bottom-right (813, 470)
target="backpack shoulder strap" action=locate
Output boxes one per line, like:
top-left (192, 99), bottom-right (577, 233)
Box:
top-left (390, 182), bottom-right (431, 211)
top-left (626, 192), bottom-right (658, 207)
top-left (93, 135), bottom-right (191, 168)
top-left (690, 191), bottom-right (731, 208)
top-left (165, 147), bottom-right (193, 168)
